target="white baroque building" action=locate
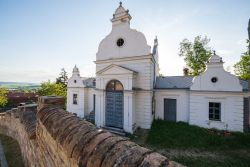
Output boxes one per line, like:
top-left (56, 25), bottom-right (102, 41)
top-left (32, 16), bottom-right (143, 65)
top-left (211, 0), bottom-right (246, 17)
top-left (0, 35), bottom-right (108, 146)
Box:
top-left (67, 3), bottom-right (250, 133)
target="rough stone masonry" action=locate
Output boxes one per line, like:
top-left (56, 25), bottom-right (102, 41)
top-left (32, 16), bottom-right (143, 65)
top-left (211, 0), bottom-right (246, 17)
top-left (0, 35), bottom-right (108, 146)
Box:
top-left (0, 96), bottom-right (183, 167)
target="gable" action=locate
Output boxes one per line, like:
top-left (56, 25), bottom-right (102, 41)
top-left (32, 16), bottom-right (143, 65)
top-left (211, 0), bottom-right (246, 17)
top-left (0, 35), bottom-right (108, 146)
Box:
top-left (96, 27), bottom-right (151, 61)
top-left (191, 67), bottom-right (243, 92)
top-left (96, 64), bottom-right (137, 75)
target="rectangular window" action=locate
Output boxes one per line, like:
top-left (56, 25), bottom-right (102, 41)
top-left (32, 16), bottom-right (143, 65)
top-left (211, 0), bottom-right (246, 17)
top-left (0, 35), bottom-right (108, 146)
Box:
top-left (73, 94), bottom-right (78, 105)
top-left (209, 102), bottom-right (221, 121)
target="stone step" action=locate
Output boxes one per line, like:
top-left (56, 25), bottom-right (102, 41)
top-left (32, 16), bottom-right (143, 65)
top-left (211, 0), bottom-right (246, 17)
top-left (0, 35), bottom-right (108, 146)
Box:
top-left (102, 126), bottom-right (126, 136)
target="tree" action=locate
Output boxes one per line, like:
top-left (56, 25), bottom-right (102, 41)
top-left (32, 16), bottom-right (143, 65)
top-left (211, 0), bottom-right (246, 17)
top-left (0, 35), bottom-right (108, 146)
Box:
top-left (179, 36), bottom-right (212, 76)
top-left (56, 68), bottom-right (68, 86)
top-left (37, 81), bottom-right (66, 97)
top-left (234, 41), bottom-right (250, 80)
top-left (0, 88), bottom-right (8, 108)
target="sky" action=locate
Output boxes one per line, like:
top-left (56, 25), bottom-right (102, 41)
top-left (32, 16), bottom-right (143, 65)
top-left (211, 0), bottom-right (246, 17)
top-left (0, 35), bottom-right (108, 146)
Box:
top-left (0, 0), bottom-right (250, 83)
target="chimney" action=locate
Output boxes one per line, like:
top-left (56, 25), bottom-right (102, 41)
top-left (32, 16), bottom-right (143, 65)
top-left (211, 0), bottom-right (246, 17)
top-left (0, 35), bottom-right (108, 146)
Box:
top-left (183, 68), bottom-right (189, 76)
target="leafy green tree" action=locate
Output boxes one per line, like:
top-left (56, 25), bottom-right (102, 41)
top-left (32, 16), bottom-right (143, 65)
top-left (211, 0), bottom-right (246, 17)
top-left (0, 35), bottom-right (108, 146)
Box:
top-left (0, 88), bottom-right (8, 108)
top-left (179, 36), bottom-right (212, 76)
top-left (234, 41), bottom-right (250, 80)
top-left (56, 68), bottom-right (68, 87)
top-left (37, 81), bottom-right (66, 97)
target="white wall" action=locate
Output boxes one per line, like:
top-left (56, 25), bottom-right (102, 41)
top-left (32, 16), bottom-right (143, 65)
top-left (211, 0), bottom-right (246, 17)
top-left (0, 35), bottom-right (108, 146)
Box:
top-left (95, 90), bottom-right (105, 128)
top-left (96, 57), bottom-right (154, 90)
top-left (189, 92), bottom-right (244, 132)
top-left (155, 89), bottom-right (189, 123)
top-left (134, 91), bottom-right (153, 129)
top-left (87, 88), bottom-right (95, 115)
top-left (66, 88), bottom-right (85, 118)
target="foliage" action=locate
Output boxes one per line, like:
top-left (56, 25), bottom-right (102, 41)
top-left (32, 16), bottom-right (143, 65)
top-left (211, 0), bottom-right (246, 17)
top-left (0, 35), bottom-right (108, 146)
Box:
top-left (56, 68), bottom-right (68, 86)
top-left (179, 36), bottom-right (212, 76)
top-left (234, 40), bottom-right (250, 80)
top-left (37, 81), bottom-right (66, 97)
top-left (0, 87), bottom-right (8, 108)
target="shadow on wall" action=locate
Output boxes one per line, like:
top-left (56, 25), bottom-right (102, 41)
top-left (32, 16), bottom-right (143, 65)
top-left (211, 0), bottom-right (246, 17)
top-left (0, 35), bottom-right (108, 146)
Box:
top-left (0, 96), bottom-right (183, 167)
top-left (0, 134), bottom-right (24, 167)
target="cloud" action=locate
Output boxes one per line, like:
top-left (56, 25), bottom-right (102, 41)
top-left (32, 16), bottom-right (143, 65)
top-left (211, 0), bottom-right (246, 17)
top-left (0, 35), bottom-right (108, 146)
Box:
top-left (217, 49), bottom-right (232, 56)
top-left (236, 39), bottom-right (247, 47)
top-left (0, 70), bottom-right (57, 83)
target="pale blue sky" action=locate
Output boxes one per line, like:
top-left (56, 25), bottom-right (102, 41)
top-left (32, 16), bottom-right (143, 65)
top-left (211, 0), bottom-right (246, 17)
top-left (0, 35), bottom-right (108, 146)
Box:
top-left (0, 0), bottom-right (249, 83)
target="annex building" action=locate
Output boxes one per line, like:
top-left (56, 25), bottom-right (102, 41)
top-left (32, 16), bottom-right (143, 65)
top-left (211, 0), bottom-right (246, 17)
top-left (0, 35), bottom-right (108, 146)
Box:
top-left (67, 3), bottom-right (250, 133)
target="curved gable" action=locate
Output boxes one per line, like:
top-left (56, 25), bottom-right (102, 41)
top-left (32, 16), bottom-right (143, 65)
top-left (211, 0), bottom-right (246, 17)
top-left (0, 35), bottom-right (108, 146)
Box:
top-left (96, 4), bottom-right (151, 61)
top-left (191, 54), bottom-right (243, 92)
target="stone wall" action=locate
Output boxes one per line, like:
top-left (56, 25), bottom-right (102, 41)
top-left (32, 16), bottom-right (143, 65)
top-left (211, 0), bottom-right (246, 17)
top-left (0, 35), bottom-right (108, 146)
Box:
top-left (0, 96), bottom-right (182, 167)
top-left (0, 104), bottom-right (39, 167)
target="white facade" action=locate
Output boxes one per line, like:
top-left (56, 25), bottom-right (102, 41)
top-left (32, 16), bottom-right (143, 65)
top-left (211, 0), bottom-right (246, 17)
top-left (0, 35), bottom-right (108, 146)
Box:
top-left (189, 55), bottom-right (244, 131)
top-left (154, 54), bottom-right (249, 132)
top-left (67, 3), bottom-right (249, 133)
top-left (155, 89), bottom-right (190, 123)
top-left (67, 65), bottom-right (96, 118)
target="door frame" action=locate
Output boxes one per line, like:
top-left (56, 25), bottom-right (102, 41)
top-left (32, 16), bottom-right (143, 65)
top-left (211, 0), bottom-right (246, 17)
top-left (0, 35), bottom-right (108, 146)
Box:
top-left (105, 80), bottom-right (124, 129)
top-left (164, 98), bottom-right (177, 122)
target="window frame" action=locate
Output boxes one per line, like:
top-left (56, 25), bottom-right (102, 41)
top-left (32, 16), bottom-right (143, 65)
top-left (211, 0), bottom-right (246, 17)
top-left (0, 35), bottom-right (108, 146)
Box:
top-left (208, 102), bottom-right (221, 121)
top-left (73, 94), bottom-right (78, 105)
top-left (116, 38), bottom-right (125, 47)
top-left (106, 80), bottom-right (123, 91)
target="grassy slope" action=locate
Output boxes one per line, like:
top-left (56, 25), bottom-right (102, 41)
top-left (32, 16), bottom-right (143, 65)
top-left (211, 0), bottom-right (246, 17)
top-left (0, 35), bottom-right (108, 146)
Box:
top-left (130, 120), bottom-right (250, 167)
top-left (0, 134), bottom-right (24, 167)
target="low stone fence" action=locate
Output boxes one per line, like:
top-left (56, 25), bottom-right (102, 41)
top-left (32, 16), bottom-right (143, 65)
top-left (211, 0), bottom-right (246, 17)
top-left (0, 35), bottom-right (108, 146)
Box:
top-left (0, 96), bottom-right (183, 167)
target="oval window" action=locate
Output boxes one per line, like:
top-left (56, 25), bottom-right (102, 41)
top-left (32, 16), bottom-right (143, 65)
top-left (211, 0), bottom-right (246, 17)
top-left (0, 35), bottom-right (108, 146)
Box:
top-left (116, 38), bottom-right (124, 47)
top-left (211, 77), bottom-right (218, 83)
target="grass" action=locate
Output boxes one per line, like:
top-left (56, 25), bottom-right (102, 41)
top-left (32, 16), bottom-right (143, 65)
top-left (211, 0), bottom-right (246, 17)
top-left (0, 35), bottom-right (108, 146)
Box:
top-left (0, 134), bottom-right (24, 167)
top-left (130, 120), bottom-right (250, 167)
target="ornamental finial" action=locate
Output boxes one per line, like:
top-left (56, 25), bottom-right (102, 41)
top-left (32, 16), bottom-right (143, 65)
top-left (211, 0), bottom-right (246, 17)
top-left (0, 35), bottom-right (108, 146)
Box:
top-left (213, 50), bottom-right (216, 55)
top-left (119, 1), bottom-right (122, 7)
top-left (154, 36), bottom-right (158, 45)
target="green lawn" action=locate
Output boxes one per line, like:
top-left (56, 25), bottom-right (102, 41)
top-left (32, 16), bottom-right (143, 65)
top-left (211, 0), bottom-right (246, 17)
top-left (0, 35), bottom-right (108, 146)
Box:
top-left (130, 120), bottom-right (250, 167)
top-left (0, 134), bottom-right (24, 167)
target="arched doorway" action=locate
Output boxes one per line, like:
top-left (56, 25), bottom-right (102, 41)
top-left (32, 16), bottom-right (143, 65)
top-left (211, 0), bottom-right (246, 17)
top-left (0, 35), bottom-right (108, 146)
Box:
top-left (105, 80), bottom-right (124, 129)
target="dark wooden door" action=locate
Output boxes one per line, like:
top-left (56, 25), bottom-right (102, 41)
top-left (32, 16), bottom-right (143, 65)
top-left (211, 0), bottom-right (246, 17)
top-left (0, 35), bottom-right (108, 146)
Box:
top-left (105, 91), bottom-right (123, 128)
top-left (164, 98), bottom-right (176, 122)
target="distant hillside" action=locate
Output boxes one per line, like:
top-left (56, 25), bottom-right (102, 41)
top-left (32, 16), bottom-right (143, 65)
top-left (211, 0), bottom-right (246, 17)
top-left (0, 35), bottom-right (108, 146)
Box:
top-left (0, 82), bottom-right (40, 90)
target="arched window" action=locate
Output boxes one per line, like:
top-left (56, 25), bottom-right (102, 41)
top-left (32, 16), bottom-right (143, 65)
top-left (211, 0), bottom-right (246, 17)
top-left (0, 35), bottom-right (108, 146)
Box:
top-left (106, 80), bottom-right (123, 91)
